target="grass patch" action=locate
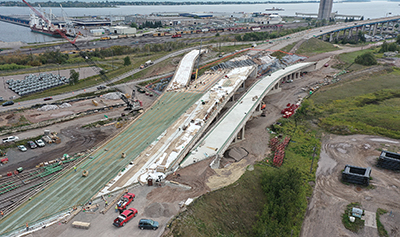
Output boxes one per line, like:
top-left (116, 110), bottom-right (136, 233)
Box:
top-left (295, 38), bottom-right (339, 57)
top-left (168, 117), bottom-right (320, 237)
top-left (307, 67), bottom-right (400, 138)
top-left (376, 208), bottom-right (389, 237)
top-left (342, 202), bottom-right (365, 233)
top-left (334, 47), bottom-right (377, 71)
top-left (281, 42), bottom-right (297, 53)
top-left (311, 67), bottom-right (400, 105)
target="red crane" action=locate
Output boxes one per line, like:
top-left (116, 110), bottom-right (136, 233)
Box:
top-left (22, 0), bottom-right (78, 45)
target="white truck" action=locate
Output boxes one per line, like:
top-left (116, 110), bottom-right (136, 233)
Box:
top-left (2, 136), bottom-right (19, 143)
top-left (140, 60), bottom-right (154, 69)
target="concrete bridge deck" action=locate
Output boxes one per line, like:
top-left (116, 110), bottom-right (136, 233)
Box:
top-left (181, 62), bottom-right (315, 168)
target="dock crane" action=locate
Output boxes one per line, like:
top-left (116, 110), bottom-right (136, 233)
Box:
top-left (22, 0), bottom-right (141, 111)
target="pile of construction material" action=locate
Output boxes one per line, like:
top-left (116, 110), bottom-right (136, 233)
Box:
top-left (342, 165), bottom-right (371, 186)
top-left (269, 136), bottom-right (290, 167)
top-left (102, 92), bottom-right (122, 100)
top-left (42, 130), bottom-right (61, 144)
top-left (37, 103), bottom-right (71, 111)
top-left (6, 73), bottom-right (69, 96)
top-left (378, 150), bottom-right (400, 170)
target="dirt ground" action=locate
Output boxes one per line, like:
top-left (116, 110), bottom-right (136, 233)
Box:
top-left (0, 91), bottom-right (156, 174)
top-left (301, 134), bottom-right (400, 237)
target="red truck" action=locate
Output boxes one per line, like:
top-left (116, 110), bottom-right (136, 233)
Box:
top-left (172, 34), bottom-right (182, 38)
top-left (117, 193), bottom-right (135, 212)
top-left (113, 208), bottom-right (138, 227)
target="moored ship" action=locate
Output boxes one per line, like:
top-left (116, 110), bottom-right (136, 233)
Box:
top-left (265, 7), bottom-right (284, 11)
top-left (29, 10), bottom-right (67, 38)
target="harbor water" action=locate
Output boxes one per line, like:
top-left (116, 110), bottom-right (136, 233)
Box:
top-left (0, 0), bottom-right (398, 43)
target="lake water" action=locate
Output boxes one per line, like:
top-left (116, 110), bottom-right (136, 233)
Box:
top-left (0, 1), bottom-right (398, 43)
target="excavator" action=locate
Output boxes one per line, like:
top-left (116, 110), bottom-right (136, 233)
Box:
top-left (23, 0), bottom-right (141, 112)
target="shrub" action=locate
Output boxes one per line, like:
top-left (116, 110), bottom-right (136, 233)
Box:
top-left (354, 52), bottom-right (377, 66)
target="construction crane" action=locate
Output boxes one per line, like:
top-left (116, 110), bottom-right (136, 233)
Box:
top-left (22, 0), bottom-right (141, 111)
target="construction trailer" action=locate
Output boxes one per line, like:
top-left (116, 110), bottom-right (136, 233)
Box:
top-left (378, 150), bottom-right (400, 170)
top-left (342, 165), bottom-right (371, 186)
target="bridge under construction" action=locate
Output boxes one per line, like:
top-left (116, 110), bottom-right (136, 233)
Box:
top-left (0, 47), bottom-right (315, 236)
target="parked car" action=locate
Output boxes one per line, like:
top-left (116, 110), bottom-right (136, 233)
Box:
top-left (2, 136), bottom-right (19, 143)
top-left (18, 145), bottom-right (27, 152)
top-left (27, 141), bottom-right (37, 149)
top-left (2, 101), bottom-right (14, 106)
top-left (43, 97), bottom-right (53, 101)
top-left (113, 208), bottom-right (138, 227)
top-left (97, 85), bottom-right (106, 90)
top-left (117, 193), bottom-right (135, 213)
top-left (138, 219), bottom-right (159, 230)
top-left (35, 139), bottom-right (45, 147)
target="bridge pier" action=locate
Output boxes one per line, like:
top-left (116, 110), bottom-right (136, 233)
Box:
top-left (336, 31), bottom-right (340, 41)
top-left (329, 33), bottom-right (334, 42)
top-left (322, 34), bottom-right (327, 41)
top-left (373, 23), bottom-right (377, 35)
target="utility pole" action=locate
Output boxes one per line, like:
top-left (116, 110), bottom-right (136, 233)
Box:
top-left (309, 146), bottom-right (317, 174)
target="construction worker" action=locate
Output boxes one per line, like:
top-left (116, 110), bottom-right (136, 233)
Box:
top-left (26, 223), bottom-right (29, 231)
top-left (105, 200), bottom-right (108, 207)
top-left (0, 210), bottom-right (3, 217)
top-left (115, 205), bottom-right (118, 213)
top-left (74, 166), bottom-right (77, 172)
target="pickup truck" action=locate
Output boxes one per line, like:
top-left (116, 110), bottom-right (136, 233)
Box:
top-left (113, 208), bottom-right (138, 227)
top-left (2, 136), bottom-right (19, 143)
top-left (117, 193), bottom-right (135, 212)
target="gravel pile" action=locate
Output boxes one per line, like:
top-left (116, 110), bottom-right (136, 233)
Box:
top-left (102, 92), bottom-right (122, 100)
top-left (37, 105), bottom-right (59, 111)
top-left (59, 103), bottom-right (72, 109)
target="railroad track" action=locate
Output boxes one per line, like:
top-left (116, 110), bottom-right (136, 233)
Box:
top-left (0, 156), bottom-right (85, 216)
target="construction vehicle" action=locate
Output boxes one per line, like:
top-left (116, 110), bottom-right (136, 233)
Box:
top-left (23, 0), bottom-right (141, 112)
top-left (139, 60), bottom-right (154, 70)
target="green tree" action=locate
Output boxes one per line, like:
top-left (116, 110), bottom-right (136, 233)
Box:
top-left (123, 56), bottom-right (131, 66)
top-left (69, 69), bottom-right (79, 85)
top-left (215, 33), bottom-right (220, 37)
top-left (253, 168), bottom-right (306, 237)
top-left (396, 34), bottom-right (400, 44)
top-left (130, 22), bottom-right (137, 28)
top-left (354, 52), bottom-right (377, 66)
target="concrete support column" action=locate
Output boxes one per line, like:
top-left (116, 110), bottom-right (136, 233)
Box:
top-left (322, 34), bottom-right (327, 41)
top-left (356, 27), bottom-right (359, 36)
top-left (336, 31), bottom-right (340, 40)
top-left (373, 23), bottom-right (377, 35)
top-left (369, 25), bottom-right (372, 35)
top-left (362, 25), bottom-right (365, 32)
top-left (329, 33), bottom-right (333, 42)
top-left (380, 23), bottom-right (384, 34)
top-left (348, 28), bottom-right (352, 38)
top-left (236, 127), bottom-right (244, 140)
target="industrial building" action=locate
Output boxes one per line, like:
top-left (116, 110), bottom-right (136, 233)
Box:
top-left (110, 26), bottom-right (137, 35)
